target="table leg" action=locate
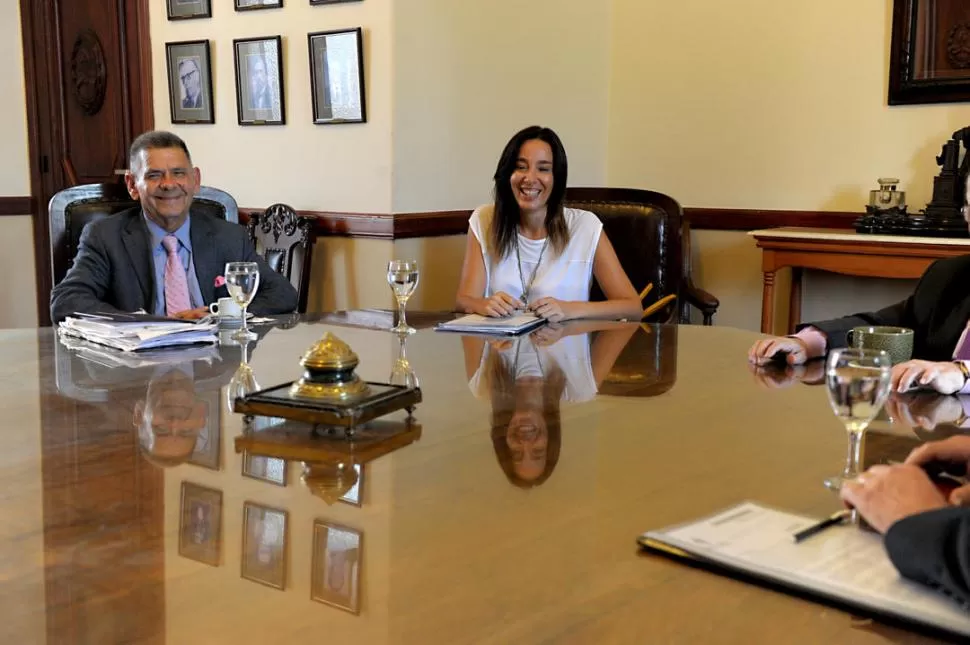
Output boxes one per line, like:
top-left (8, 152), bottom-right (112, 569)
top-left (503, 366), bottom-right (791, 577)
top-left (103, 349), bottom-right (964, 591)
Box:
top-left (788, 267), bottom-right (803, 335)
top-left (761, 270), bottom-right (775, 334)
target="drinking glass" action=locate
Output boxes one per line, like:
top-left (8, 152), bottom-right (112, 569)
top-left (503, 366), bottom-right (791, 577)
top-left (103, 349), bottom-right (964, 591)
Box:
top-left (389, 331), bottom-right (419, 389)
top-left (387, 260), bottom-right (419, 335)
top-left (225, 261), bottom-right (260, 341)
top-left (226, 340), bottom-right (260, 414)
top-left (823, 347), bottom-right (893, 491)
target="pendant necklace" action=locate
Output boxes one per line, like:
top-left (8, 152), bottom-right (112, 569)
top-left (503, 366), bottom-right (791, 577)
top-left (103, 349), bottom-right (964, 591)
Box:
top-left (514, 231), bottom-right (548, 305)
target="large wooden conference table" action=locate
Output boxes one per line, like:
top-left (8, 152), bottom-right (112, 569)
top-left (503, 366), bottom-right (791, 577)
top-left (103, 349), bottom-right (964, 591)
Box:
top-left (2, 317), bottom-right (960, 644)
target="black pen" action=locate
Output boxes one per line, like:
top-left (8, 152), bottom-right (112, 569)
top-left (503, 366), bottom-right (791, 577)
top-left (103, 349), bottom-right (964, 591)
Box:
top-left (792, 510), bottom-right (852, 543)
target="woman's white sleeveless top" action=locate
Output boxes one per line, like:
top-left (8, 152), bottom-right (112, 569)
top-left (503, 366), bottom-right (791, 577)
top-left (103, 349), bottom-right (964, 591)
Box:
top-left (468, 205), bottom-right (603, 303)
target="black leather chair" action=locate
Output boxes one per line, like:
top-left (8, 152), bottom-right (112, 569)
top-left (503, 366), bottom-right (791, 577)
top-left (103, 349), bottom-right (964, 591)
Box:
top-left (48, 183), bottom-right (239, 288)
top-left (564, 187), bottom-right (719, 325)
top-left (246, 203), bottom-right (315, 314)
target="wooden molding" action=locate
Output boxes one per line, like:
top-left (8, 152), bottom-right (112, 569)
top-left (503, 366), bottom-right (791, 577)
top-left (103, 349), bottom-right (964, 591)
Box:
top-left (239, 205), bottom-right (864, 239)
top-left (683, 208), bottom-right (859, 231)
top-left (0, 196), bottom-right (34, 216)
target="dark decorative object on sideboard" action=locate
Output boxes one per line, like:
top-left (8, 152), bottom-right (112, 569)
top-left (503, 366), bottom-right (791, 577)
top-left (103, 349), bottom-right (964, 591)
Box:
top-left (854, 178), bottom-right (908, 235)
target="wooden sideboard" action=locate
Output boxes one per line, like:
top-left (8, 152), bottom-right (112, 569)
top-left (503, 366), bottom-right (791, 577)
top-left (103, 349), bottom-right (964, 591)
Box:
top-left (749, 227), bottom-right (970, 334)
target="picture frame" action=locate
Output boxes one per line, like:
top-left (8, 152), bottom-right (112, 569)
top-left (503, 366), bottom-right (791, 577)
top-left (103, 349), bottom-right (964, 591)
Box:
top-left (165, 40), bottom-right (215, 125)
top-left (187, 389), bottom-right (220, 469)
top-left (310, 0), bottom-right (362, 5)
top-left (235, 0), bottom-right (283, 11)
top-left (307, 28), bottom-right (366, 125)
top-left (179, 482), bottom-right (223, 566)
top-left (241, 502), bottom-right (289, 590)
top-left (242, 451), bottom-right (288, 486)
top-left (338, 464), bottom-right (363, 506)
top-left (889, 0), bottom-right (970, 104)
top-left (233, 36), bottom-right (286, 125)
top-left (167, 0), bottom-right (211, 20)
top-left (311, 520), bottom-right (362, 614)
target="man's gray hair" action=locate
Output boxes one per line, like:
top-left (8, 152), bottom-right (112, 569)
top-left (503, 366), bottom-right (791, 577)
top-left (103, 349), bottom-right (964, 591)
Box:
top-left (129, 130), bottom-right (192, 172)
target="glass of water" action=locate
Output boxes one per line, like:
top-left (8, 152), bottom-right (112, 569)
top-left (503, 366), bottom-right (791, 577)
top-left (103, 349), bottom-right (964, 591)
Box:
top-left (387, 260), bottom-right (419, 335)
top-left (225, 262), bottom-right (261, 342)
top-left (823, 347), bottom-right (892, 491)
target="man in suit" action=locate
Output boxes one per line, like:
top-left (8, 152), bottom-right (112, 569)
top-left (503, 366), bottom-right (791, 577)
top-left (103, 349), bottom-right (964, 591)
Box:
top-left (50, 130), bottom-right (298, 323)
top-left (248, 55), bottom-right (272, 110)
top-left (841, 436), bottom-right (970, 605)
top-left (749, 174), bottom-right (970, 396)
top-left (178, 58), bottom-right (203, 109)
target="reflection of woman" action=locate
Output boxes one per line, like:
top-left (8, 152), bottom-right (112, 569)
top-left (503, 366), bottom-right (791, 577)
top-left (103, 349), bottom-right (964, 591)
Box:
top-left (464, 323), bottom-right (635, 487)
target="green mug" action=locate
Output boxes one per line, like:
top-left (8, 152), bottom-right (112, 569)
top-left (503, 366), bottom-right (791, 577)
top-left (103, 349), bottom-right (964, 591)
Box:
top-left (846, 326), bottom-right (914, 365)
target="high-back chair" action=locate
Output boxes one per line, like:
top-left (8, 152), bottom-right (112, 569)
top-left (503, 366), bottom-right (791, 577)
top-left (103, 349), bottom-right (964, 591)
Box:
top-left (564, 187), bottom-right (718, 324)
top-left (48, 182), bottom-right (239, 287)
top-left (246, 203), bottom-right (315, 314)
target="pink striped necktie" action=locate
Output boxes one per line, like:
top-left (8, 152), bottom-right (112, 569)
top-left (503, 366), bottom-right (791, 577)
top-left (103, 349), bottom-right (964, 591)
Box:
top-left (162, 235), bottom-right (191, 316)
top-left (954, 322), bottom-right (970, 360)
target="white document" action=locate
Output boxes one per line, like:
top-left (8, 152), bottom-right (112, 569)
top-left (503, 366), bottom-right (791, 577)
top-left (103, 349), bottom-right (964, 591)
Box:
top-left (435, 312), bottom-right (545, 336)
top-left (59, 316), bottom-right (218, 352)
top-left (641, 502), bottom-right (970, 638)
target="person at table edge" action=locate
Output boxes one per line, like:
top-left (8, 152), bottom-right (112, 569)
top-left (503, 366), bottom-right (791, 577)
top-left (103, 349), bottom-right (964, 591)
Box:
top-left (750, 172), bottom-right (970, 397)
top-left (455, 125), bottom-right (642, 323)
top-left (50, 130), bottom-right (297, 324)
top-left (843, 435), bottom-right (970, 606)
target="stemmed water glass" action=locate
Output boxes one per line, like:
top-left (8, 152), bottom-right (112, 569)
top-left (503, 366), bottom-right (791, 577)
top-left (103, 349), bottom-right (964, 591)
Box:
top-left (387, 260), bottom-right (419, 335)
top-left (823, 347), bottom-right (893, 492)
top-left (225, 261), bottom-right (260, 342)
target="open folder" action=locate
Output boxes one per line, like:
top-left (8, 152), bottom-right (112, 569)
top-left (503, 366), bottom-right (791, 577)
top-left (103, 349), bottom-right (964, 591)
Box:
top-left (639, 502), bottom-right (970, 640)
top-left (434, 312), bottom-right (546, 336)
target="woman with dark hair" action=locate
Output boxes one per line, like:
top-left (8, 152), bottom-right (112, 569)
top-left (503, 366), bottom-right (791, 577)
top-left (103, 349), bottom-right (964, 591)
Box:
top-left (456, 126), bottom-right (641, 322)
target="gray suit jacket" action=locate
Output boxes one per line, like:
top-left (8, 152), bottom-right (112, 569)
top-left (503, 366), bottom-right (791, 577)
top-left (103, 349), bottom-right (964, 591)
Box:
top-left (50, 206), bottom-right (298, 323)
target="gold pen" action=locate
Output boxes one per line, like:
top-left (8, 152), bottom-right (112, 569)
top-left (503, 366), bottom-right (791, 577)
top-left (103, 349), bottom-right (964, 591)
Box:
top-left (792, 510), bottom-right (852, 543)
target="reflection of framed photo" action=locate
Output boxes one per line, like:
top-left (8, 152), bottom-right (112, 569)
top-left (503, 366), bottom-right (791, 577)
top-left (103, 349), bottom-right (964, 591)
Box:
top-left (308, 28), bottom-right (366, 125)
top-left (242, 451), bottom-right (288, 486)
top-left (233, 36), bottom-right (285, 125)
top-left (179, 482), bottom-right (223, 566)
top-left (235, 0), bottom-right (282, 10)
top-left (311, 520), bottom-right (362, 614)
top-left (165, 40), bottom-right (214, 125)
top-left (187, 389), bottom-right (220, 469)
top-left (167, 0), bottom-right (211, 21)
top-left (242, 502), bottom-right (288, 589)
top-left (338, 464), bottom-right (363, 506)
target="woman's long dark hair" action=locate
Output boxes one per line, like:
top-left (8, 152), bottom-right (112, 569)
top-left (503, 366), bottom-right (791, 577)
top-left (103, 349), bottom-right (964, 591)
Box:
top-left (490, 125), bottom-right (569, 260)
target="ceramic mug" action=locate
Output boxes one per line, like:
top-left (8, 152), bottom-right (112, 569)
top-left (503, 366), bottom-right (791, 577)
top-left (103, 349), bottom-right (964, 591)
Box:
top-left (209, 297), bottom-right (242, 321)
top-left (846, 326), bottom-right (914, 365)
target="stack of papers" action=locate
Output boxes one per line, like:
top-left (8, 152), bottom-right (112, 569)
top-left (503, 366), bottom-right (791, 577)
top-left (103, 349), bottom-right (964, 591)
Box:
top-left (434, 312), bottom-right (546, 336)
top-left (58, 312), bottom-right (218, 352)
top-left (59, 333), bottom-right (221, 368)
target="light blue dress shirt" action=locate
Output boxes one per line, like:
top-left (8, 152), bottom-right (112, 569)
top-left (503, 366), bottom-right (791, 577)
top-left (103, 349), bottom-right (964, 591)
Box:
top-left (144, 214), bottom-right (205, 315)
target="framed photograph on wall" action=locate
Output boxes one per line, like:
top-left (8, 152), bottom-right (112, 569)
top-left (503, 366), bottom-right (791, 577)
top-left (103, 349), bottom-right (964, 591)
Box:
top-left (307, 28), bottom-right (366, 125)
top-left (241, 502), bottom-right (288, 589)
top-left (310, 0), bottom-right (362, 5)
top-left (311, 520), bottom-right (362, 613)
top-left (235, 0), bottom-right (283, 11)
top-left (233, 35), bottom-right (286, 125)
top-left (179, 482), bottom-right (223, 566)
top-left (242, 451), bottom-right (288, 486)
top-left (165, 40), bottom-right (214, 124)
top-left (167, 0), bottom-right (212, 20)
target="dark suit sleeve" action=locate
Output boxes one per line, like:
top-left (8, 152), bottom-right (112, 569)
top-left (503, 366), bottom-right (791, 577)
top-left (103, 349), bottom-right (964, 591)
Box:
top-left (884, 507), bottom-right (970, 607)
top-left (50, 222), bottom-right (127, 323)
top-left (238, 232), bottom-right (299, 315)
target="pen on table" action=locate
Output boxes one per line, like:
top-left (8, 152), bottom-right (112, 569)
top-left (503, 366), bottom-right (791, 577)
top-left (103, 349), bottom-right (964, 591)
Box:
top-left (792, 509), bottom-right (852, 543)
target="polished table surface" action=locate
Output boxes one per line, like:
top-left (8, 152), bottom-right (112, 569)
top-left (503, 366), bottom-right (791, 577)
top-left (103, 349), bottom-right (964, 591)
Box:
top-left (2, 319), bottom-right (962, 644)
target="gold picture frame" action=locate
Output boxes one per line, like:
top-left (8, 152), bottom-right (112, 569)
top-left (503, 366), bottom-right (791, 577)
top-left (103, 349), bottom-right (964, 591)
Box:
top-left (311, 520), bottom-right (362, 613)
top-left (241, 501), bottom-right (289, 589)
top-left (178, 482), bottom-right (223, 566)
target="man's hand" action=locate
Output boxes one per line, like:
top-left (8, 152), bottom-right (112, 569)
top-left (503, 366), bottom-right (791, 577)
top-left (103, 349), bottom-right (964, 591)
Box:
top-left (891, 360), bottom-right (967, 394)
top-left (171, 306), bottom-right (208, 320)
top-left (747, 336), bottom-right (812, 366)
top-left (905, 435), bottom-right (970, 505)
top-left (478, 292), bottom-right (524, 317)
top-left (840, 464), bottom-right (949, 533)
top-left (748, 359), bottom-right (824, 389)
top-left (885, 393), bottom-right (964, 431)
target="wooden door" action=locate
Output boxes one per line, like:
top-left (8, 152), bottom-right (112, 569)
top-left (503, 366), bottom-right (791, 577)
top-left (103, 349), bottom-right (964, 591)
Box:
top-left (21, 0), bottom-right (153, 326)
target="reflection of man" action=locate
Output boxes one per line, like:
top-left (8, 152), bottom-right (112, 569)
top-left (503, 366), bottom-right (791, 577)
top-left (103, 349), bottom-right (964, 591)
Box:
top-left (248, 55), bottom-right (272, 110)
top-left (134, 365), bottom-right (208, 467)
top-left (50, 130), bottom-right (298, 322)
top-left (178, 58), bottom-right (203, 109)
top-left (191, 502), bottom-right (211, 545)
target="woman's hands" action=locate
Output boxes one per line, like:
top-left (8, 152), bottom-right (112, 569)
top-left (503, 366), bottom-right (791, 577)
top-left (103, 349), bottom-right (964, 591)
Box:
top-left (476, 292), bottom-right (524, 317)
